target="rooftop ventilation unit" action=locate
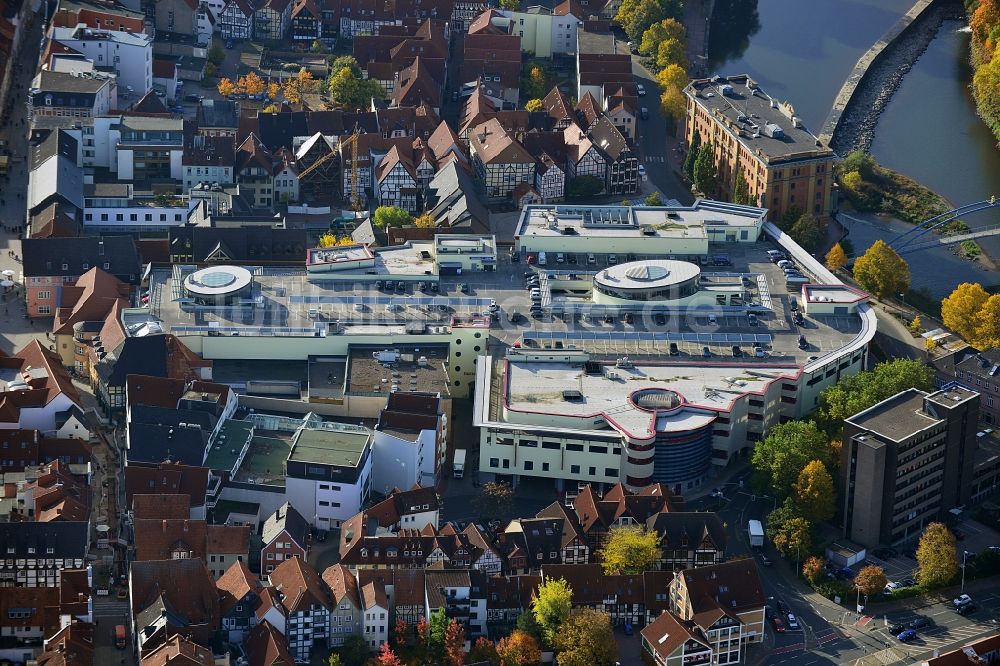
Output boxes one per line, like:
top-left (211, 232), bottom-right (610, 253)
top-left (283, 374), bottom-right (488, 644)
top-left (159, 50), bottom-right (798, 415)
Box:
top-left (762, 123), bottom-right (784, 139)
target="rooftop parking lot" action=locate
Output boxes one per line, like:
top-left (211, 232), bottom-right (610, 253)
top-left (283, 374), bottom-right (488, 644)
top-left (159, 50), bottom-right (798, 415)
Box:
top-left (140, 242), bottom-right (864, 366)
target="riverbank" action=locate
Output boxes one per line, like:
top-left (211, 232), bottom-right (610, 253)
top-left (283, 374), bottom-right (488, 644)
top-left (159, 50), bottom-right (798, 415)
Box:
top-left (831, 0), bottom-right (966, 154)
top-left (968, 0), bottom-right (1000, 144)
top-left (836, 152), bottom-right (952, 225)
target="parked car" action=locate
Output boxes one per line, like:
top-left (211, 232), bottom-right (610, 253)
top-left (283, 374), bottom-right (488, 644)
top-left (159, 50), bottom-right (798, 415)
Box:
top-left (771, 617), bottom-right (785, 633)
top-left (887, 623), bottom-right (906, 634)
top-left (609, 254), bottom-right (618, 265)
top-left (766, 249), bottom-right (786, 262)
top-left (897, 629), bottom-right (917, 642)
top-left (786, 614), bottom-right (799, 630)
top-left (225, 38), bottom-right (234, 49)
top-left (776, 600), bottom-right (789, 615)
top-left (798, 335), bottom-right (809, 350)
top-left (956, 603), bottom-right (977, 616)
top-left (459, 283), bottom-right (470, 293)
top-left (638, 164), bottom-right (647, 179)
top-left (748, 313), bottom-right (758, 326)
top-left (759, 553), bottom-right (772, 567)
top-left (777, 259), bottom-right (795, 269)
top-left (953, 594), bottom-right (973, 607)
top-left (623, 622), bottom-right (634, 636)
top-left (636, 83), bottom-right (646, 95)
top-left (794, 312), bottom-right (805, 325)
top-left (909, 617), bottom-right (930, 630)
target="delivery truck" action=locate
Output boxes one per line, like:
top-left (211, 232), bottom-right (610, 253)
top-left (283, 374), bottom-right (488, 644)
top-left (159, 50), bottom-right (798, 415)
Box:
top-left (453, 449), bottom-right (466, 479)
top-left (748, 519), bottom-right (765, 548)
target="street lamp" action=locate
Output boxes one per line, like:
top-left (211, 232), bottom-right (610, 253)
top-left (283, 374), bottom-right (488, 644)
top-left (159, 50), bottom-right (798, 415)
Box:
top-left (961, 550), bottom-right (971, 594)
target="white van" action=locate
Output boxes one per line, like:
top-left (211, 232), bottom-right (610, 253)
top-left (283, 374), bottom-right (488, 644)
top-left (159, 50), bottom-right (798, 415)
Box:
top-left (538, 252), bottom-right (547, 266)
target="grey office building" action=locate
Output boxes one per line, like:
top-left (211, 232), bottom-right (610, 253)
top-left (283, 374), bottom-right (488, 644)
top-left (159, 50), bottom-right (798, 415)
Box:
top-left (841, 386), bottom-right (979, 548)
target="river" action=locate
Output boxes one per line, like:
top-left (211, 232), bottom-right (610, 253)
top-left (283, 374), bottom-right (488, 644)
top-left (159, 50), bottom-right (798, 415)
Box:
top-left (709, 0), bottom-right (1000, 296)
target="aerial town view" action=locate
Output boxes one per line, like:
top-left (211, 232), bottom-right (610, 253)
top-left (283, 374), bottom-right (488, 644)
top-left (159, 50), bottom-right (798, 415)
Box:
top-left (3, 0), bottom-right (1000, 664)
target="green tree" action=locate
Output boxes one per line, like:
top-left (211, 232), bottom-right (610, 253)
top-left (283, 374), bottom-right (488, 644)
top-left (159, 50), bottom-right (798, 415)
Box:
top-left (468, 636), bottom-right (500, 666)
top-left (656, 37), bottom-right (687, 69)
top-left (751, 421), bottom-right (835, 500)
top-left (311, 39), bottom-right (325, 53)
top-left (817, 359), bottom-right (934, 431)
top-left (640, 18), bottom-right (686, 55)
top-left (475, 481), bottom-right (514, 522)
top-left (207, 42), bottom-right (225, 65)
top-left (852, 239), bottom-right (910, 299)
top-left (789, 212), bottom-right (824, 253)
top-left (328, 66), bottom-right (383, 110)
top-left (693, 142), bottom-right (716, 195)
top-left (645, 192), bottom-right (662, 206)
top-left (338, 635), bottom-right (370, 666)
top-left (566, 175), bottom-right (605, 198)
top-left (621, 199), bottom-right (633, 206)
top-left (597, 525), bottom-right (662, 574)
top-left (792, 460), bottom-right (836, 523)
top-left (916, 522), bottom-right (959, 588)
top-left (841, 150), bottom-right (876, 179)
top-left (531, 577), bottom-right (572, 648)
top-left (496, 630), bottom-right (541, 666)
top-left (825, 242), bottom-right (848, 271)
top-left (684, 131), bottom-right (701, 181)
top-left (525, 98), bottom-right (544, 112)
top-left (328, 653), bottom-right (343, 666)
top-left (732, 169), bottom-right (750, 205)
top-left (329, 55), bottom-right (362, 78)
top-left (772, 516), bottom-right (812, 560)
top-left (616, 0), bottom-right (667, 42)
top-left (500, 0), bottom-right (520, 9)
top-left (427, 608), bottom-right (448, 663)
top-left (909, 314), bottom-right (923, 336)
top-left (853, 565), bottom-right (888, 596)
top-left (554, 610), bottom-right (618, 666)
top-left (373, 206), bottom-right (412, 228)
top-left (515, 608), bottom-right (543, 643)
top-left (779, 205), bottom-right (801, 232)
top-left (765, 498), bottom-right (800, 541)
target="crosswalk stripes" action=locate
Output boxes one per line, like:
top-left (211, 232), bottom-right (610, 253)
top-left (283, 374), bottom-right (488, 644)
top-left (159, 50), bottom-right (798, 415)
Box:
top-left (92, 596), bottom-right (129, 616)
top-left (644, 155), bottom-right (666, 163)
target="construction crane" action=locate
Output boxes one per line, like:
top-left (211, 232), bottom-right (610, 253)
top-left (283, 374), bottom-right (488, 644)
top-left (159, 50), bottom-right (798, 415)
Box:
top-left (339, 123), bottom-right (363, 212)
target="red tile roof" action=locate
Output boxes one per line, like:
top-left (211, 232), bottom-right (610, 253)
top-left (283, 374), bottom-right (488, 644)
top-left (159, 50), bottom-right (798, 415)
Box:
top-left (124, 461), bottom-right (210, 507)
top-left (52, 267), bottom-right (130, 336)
top-left (245, 621), bottom-right (295, 666)
top-left (217, 560), bottom-right (263, 618)
top-left (268, 557), bottom-right (331, 614)
top-left (140, 635), bottom-right (214, 666)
